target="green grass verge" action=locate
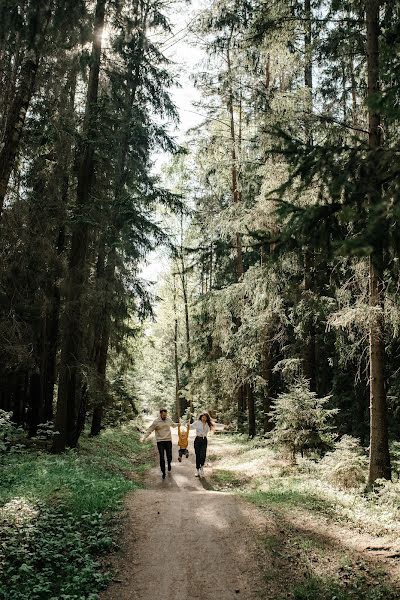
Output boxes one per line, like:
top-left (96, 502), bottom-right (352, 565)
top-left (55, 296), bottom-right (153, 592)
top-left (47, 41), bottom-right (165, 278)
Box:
top-left (0, 425), bottom-right (153, 600)
top-left (288, 575), bottom-right (396, 600)
top-left (245, 483), bottom-right (336, 515)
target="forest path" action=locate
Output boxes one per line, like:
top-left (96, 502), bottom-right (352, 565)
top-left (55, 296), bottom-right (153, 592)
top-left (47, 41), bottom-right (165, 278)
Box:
top-left (102, 431), bottom-right (400, 600)
top-left (101, 431), bottom-right (265, 600)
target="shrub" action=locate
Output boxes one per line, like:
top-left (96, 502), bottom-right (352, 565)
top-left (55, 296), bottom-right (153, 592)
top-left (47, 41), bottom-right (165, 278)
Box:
top-left (268, 379), bottom-right (337, 459)
top-left (0, 410), bottom-right (24, 453)
top-left (319, 435), bottom-right (368, 489)
top-left (373, 479), bottom-right (400, 517)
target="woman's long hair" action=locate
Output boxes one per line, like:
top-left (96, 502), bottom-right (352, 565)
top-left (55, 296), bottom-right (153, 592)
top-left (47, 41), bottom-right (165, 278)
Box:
top-left (199, 411), bottom-right (215, 430)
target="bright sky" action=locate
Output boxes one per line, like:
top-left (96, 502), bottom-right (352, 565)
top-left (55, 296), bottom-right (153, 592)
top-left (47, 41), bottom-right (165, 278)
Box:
top-left (139, 0), bottom-right (205, 284)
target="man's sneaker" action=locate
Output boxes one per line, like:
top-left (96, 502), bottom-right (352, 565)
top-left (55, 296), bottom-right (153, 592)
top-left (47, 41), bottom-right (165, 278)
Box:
top-left (195, 469), bottom-right (200, 477)
top-left (167, 463), bottom-right (172, 472)
top-left (162, 472), bottom-right (166, 479)
top-left (178, 456), bottom-right (182, 462)
top-left (200, 466), bottom-right (204, 477)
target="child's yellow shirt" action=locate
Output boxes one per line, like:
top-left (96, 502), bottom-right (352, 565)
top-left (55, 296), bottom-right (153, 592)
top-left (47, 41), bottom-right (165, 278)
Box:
top-left (178, 423), bottom-right (190, 449)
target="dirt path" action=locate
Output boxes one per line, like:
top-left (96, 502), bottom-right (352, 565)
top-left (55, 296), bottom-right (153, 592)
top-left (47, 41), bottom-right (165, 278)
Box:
top-left (102, 432), bottom-right (264, 600)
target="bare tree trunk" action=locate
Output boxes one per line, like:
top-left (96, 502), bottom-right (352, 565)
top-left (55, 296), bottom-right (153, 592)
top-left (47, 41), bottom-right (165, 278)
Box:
top-left (0, 0), bottom-right (52, 213)
top-left (173, 275), bottom-right (181, 419)
top-left (54, 0), bottom-right (106, 452)
top-left (366, 0), bottom-right (391, 485)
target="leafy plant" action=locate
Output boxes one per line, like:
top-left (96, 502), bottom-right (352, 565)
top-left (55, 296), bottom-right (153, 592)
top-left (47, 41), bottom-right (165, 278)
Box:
top-left (267, 379), bottom-right (337, 459)
top-left (0, 410), bottom-right (24, 453)
top-left (319, 435), bottom-right (368, 489)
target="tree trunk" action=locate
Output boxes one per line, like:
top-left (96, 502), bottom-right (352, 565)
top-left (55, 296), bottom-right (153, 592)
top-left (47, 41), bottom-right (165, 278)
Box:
top-left (91, 405), bottom-right (103, 437)
top-left (247, 384), bottom-right (256, 438)
top-left (90, 260), bottom-right (113, 436)
top-left (227, 42), bottom-right (244, 280)
top-left (173, 274), bottom-right (181, 418)
top-left (0, 0), bottom-right (52, 213)
top-left (303, 249), bottom-right (316, 391)
top-left (366, 0), bottom-right (391, 485)
top-left (262, 335), bottom-right (274, 433)
top-left (54, 0), bottom-right (106, 452)
top-left (302, 0), bottom-right (317, 392)
top-left (237, 386), bottom-right (246, 430)
top-left (89, 6), bottom-right (150, 433)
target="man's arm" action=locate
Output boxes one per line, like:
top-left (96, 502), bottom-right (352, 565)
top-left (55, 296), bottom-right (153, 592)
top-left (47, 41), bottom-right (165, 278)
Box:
top-left (142, 420), bottom-right (157, 441)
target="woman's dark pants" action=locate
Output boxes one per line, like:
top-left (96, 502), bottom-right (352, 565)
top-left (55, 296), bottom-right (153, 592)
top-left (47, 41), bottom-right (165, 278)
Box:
top-left (194, 436), bottom-right (207, 469)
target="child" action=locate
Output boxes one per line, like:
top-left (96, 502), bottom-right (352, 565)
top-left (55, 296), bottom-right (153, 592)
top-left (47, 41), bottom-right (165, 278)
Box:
top-left (177, 421), bottom-right (190, 462)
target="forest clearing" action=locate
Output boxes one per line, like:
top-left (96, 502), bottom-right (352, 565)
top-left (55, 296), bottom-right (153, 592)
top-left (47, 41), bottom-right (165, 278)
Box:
top-left (2, 0), bottom-right (400, 598)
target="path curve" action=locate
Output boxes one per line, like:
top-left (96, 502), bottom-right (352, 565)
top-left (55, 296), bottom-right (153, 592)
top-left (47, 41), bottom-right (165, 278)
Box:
top-left (102, 432), bottom-right (264, 600)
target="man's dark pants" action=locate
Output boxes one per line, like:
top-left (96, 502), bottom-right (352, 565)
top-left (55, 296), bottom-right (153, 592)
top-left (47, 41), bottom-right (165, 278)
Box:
top-left (157, 441), bottom-right (172, 475)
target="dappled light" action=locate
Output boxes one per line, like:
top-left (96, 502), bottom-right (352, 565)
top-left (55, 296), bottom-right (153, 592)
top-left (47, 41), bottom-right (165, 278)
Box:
top-left (0, 497), bottom-right (39, 527)
top-left (2, 0), bottom-right (400, 598)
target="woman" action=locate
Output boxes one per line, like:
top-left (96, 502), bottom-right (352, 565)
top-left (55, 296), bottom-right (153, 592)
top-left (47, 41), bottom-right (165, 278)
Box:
top-left (190, 412), bottom-right (214, 477)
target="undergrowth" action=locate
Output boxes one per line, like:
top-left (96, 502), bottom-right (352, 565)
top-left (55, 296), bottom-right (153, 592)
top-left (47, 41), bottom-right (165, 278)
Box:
top-left (0, 425), bottom-right (153, 600)
top-left (210, 433), bottom-right (400, 600)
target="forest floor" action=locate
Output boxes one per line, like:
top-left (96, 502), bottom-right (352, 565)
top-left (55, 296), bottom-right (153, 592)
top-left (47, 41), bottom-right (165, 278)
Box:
top-left (102, 432), bottom-right (400, 600)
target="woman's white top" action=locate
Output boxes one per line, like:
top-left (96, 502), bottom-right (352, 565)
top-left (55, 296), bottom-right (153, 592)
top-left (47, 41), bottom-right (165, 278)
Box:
top-left (190, 420), bottom-right (210, 437)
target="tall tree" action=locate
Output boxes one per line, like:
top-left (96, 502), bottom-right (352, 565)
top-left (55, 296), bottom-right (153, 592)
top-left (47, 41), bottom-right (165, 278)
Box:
top-left (54, 0), bottom-right (107, 451)
top-left (366, 0), bottom-right (391, 484)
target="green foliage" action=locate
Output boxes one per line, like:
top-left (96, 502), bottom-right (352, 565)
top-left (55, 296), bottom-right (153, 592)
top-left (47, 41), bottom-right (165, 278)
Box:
top-left (268, 379), bottom-right (337, 458)
top-left (319, 436), bottom-right (368, 490)
top-left (0, 411), bottom-right (25, 453)
top-left (246, 485), bottom-right (335, 515)
top-left (289, 575), bottom-right (397, 600)
top-left (0, 425), bottom-right (152, 599)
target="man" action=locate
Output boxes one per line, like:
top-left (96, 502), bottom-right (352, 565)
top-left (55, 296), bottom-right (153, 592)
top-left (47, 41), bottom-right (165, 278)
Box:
top-left (142, 408), bottom-right (177, 479)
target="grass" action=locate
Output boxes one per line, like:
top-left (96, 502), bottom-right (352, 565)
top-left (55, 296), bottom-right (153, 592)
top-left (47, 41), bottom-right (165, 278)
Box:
top-left (0, 424), bottom-right (153, 600)
top-left (209, 434), bottom-right (400, 600)
top-left (245, 482), bottom-right (336, 515)
top-left (209, 435), bottom-right (400, 537)
top-left (287, 575), bottom-right (397, 600)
